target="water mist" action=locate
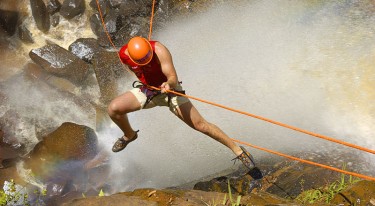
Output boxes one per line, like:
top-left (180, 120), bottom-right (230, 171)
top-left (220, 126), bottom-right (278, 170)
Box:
top-left (1, 0), bottom-right (374, 194)
top-left (99, 0), bottom-right (375, 192)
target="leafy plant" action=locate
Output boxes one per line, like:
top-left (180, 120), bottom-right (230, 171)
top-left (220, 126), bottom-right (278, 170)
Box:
top-left (296, 165), bottom-right (361, 205)
top-left (200, 179), bottom-right (243, 206)
top-left (0, 179), bottom-right (47, 206)
top-left (227, 179), bottom-right (241, 206)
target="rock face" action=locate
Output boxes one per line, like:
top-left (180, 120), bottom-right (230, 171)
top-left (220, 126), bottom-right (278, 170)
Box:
top-left (29, 44), bottom-right (90, 85)
top-left (92, 50), bottom-right (125, 104)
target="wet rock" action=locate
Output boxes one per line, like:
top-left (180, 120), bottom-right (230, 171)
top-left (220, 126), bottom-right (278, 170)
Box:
top-left (89, 0), bottom-right (109, 16)
top-left (32, 122), bottom-right (97, 160)
top-left (331, 180), bottom-right (375, 206)
top-left (0, 110), bottom-right (26, 149)
top-left (0, 9), bottom-right (19, 36)
top-left (46, 0), bottom-right (61, 14)
top-left (63, 188), bottom-right (292, 206)
top-left (103, 9), bottom-right (123, 34)
top-left (68, 38), bottom-right (104, 63)
top-left (93, 51), bottom-right (124, 104)
top-left (18, 25), bottom-right (34, 44)
top-left (24, 62), bottom-right (78, 96)
top-left (118, 0), bottom-right (141, 17)
top-left (29, 44), bottom-right (90, 85)
top-left (89, 13), bottom-right (104, 37)
top-left (108, 0), bottom-right (123, 8)
top-left (60, 0), bottom-right (86, 20)
top-left (51, 13), bottom-right (60, 27)
top-left (25, 122), bottom-right (98, 176)
top-left (30, 0), bottom-right (50, 33)
top-left (64, 194), bottom-right (158, 206)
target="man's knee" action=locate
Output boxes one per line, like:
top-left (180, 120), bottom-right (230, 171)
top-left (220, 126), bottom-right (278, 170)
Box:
top-left (194, 120), bottom-right (210, 134)
top-left (107, 101), bottom-right (122, 117)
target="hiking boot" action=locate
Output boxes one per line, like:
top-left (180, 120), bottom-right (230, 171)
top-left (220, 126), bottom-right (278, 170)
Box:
top-left (232, 146), bottom-right (256, 170)
top-left (112, 130), bottom-right (139, 153)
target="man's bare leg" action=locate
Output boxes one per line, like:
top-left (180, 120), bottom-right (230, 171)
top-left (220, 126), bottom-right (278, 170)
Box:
top-left (174, 101), bottom-right (243, 156)
top-left (107, 91), bottom-right (141, 141)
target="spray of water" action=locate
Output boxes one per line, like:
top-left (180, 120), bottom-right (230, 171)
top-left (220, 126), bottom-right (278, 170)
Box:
top-left (98, 0), bottom-right (375, 191)
top-left (1, 0), bottom-right (374, 193)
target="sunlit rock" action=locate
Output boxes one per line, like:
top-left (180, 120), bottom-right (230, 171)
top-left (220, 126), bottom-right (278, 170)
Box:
top-left (68, 38), bottom-right (103, 63)
top-left (33, 122), bottom-right (97, 160)
top-left (331, 180), bottom-right (375, 206)
top-left (60, 0), bottom-right (86, 20)
top-left (0, 9), bottom-right (19, 36)
top-left (29, 44), bottom-right (90, 85)
top-left (30, 0), bottom-right (50, 33)
top-left (25, 122), bottom-right (98, 176)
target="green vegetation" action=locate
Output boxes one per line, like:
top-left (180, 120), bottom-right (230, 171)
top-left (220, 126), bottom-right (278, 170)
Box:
top-left (296, 169), bottom-right (361, 204)
top-left (201, 179), bottom-right (243, 206)
top-left (0, 179), bottom-right (46, 206)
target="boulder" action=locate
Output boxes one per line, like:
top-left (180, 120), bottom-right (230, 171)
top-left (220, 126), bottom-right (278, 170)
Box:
top-left (68, 38), bottom-right (104, 63)
top-left (46, 0), bottom-right (61, 14)
top-left (18, 25), bottom-right (34, 44)
top-left (89, 0), bottom-right (109, 16)
top-left (29, 122), bottom-right (97, 160)
top-left (29, 44), bottom-right (90, 85)
top-left (25, 122), bottom-right (98, 176)
top-left (89, 13), bottom-right (104, 37)
top-left (60, 0), bottom-right (86, 20)
top-left (30, 0), bottom-right (50, 33)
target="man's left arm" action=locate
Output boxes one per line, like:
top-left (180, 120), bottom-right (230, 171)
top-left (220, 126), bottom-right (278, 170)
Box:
top-left (155, 42), bottom-right (179, 93)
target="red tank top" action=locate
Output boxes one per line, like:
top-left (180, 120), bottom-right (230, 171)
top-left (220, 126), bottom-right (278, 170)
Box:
top-left (118, 41), bottom-right (167, 87)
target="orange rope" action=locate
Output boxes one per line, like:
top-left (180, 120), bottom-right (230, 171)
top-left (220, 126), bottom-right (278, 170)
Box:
top-left (95, 0), bottom-right (116, 49)
top-left (148, 0), bottom-right (157, 40)
top-left (149, 86), bottom-right (375, 155)
top-left (232, 138), bottom-right (375, 181)
top-left (95, 0), bottom-right (375, 181)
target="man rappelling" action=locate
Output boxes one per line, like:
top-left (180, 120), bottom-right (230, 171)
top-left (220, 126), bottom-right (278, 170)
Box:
top-left (107, 36), bottom-right (261, 178)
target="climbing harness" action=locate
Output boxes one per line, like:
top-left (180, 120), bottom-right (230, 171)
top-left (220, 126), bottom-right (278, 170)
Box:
top-left (133, 81), bottom-right (186, 108)
top-left (132, 81), bottom-right (161, 108)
